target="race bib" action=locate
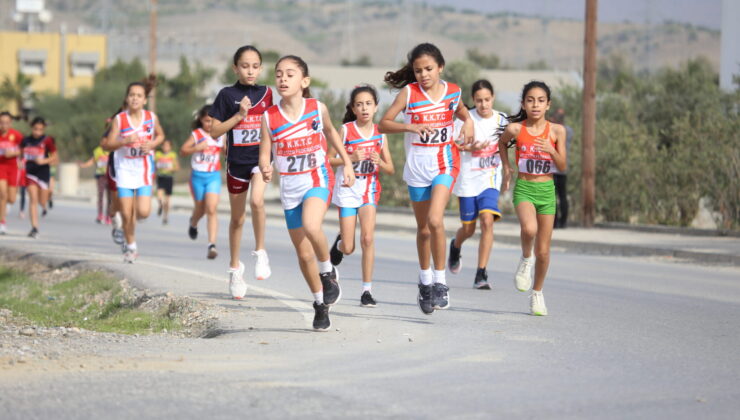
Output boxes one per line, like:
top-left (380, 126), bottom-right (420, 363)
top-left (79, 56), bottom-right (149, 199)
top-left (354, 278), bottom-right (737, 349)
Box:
top-left (0, 141), bottom-right (16, 156)
top-left (96, 156), bottom-right (109, 168)
top-left (471, 143), bottom-right (500, 171)
top-left (23, 146), bottom-right (45, 162)
top-left (351, 146), bottom-right (377, 176)
top-left (156, 160), bottom-right (173, 170)
top-left (194, 151), bottom-right (219, 165)
top-left (409, 110), bottom-right (454, 147)
top-left (232, 114), bottom-right (262, 146)
top-left (276, 137), bottom-right (324, 175)
top-left (518, 158), bottom-right (553, 175)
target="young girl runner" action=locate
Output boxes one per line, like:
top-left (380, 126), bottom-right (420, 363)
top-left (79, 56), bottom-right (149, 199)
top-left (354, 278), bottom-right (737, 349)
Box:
top-left (378, 43), bottom-right (473, 315)
top-left (20, 117), bottom-right (58, 238)
top-left (0, 111), bottom-right (22, 235)
top-left (103, 112), bottom-right (125, 246)
top-left (259, 55), bottom-right (355, 331)
top-left (181, 105), bottom-right (223, 259)
top-left (499, 81), bottom-right (566, 316)
top-left (101, 82), bottom-right (165, 263)
top-left (79, 145), bottom-right (111, 224)
top-left (155, 139), bottom-right (179, 225)
top-left (210, 45), bottom-right (273, 298)
top-left (448, 80), bottom-right (508, 289)
top-left (328, 85), bottom-right (394, 307)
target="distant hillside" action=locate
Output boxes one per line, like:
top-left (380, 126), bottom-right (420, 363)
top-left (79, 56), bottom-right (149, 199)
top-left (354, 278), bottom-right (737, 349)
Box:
top-left (2, 0), bottom-right (720, 72)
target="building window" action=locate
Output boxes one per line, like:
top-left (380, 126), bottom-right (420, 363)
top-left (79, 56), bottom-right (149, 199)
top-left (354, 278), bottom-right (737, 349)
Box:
top-left (18, 50), bottom-right (47, 76)
top-left (69, 52), bottom-right (99, 77)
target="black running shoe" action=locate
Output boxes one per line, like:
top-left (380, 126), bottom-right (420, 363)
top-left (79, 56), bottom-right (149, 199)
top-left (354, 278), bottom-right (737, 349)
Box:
top-left (448, 239), bottom-right (461, 274)
top-left (48, 200), bottom-right (53, 209)
top-left (41, 209), bottom-right (47, 217)
top-left (312, 302), bottom-right (331, 331)
top-left (157, 206), bottom-right (163, 217)
top-left (112, 228), bottom-right (124, 245)
top-left (432, 283), bottom-right (450, 310)
top-left (360, 290), bottom-right (377, 307)
top-left (207, 244), bottom-right (218, 259)
top-left (28, 227), bottom-right (38, 239)
top-left (330, 234), bottom-right (344, 266)
top-left (320, 267), bottom-right (342, 305)
top-left (417, 283), bottom-right (434, 315)
top-left (188, 224), bottom-right (198, 240)
top-left (474, 268), bottom-right (491, 290)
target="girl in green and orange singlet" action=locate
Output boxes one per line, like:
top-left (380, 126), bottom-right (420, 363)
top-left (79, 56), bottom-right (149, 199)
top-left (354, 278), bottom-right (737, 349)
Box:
top-left (155, 139), bottom-right (179, 225)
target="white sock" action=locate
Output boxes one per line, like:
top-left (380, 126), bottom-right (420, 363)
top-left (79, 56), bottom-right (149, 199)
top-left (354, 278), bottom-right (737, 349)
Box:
top-left (522, 255), bottom-right (534, 263)
top-left (127, 242), bottom-right (137, 251)
top-left (313, 291), bottom-right (324, 304)
top-left (362, 282), bottom-right (372, 292)
top-left (419, 268), bottom-right (433, 285)
top-left (433, 269), bottom-right (446, 285)
top-left (532, 290), bottom-right (543, 296)
top-left (318, 259), bottom-right (332, 274)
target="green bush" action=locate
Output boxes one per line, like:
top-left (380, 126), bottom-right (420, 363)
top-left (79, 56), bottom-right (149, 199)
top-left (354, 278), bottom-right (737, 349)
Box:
top-left (556, 56), bottom-right (739, 229)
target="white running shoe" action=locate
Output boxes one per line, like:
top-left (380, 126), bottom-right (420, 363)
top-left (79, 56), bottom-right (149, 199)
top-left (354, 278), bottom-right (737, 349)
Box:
top-left (0, 223), bottom-right (6, 235)
top-left (252, 249), bottom-right (271, 280)
top-left (514, 256), bottom-right (534, 292)
top-left (228, 261), bottom-right (247, 299)
top-left (530, 291), bottom-right (548, 316)
top-left (123, 247), bottom-right (138, 264)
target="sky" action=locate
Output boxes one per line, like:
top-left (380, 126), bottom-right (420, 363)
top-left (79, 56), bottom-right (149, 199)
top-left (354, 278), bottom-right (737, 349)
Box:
top-left (415, 0), bottom-right (721, 29)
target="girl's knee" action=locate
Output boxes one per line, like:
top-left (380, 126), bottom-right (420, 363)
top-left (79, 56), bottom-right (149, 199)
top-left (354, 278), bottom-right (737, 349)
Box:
top-left (427, 214), bottom-right (444, 231)
top-left (417, 226), bottom-right (431, 241)
top-left (460, 223), bottom-right (476, 238)
top-left (250, 197), bottom-right (264, 211)
top-left (360, 233), bottom-right (374, 249)
top-left (521, 224), bottom-right (537, 239)
top-left (230, 213), bottom-right (246, 227)
top-left (534, 247), bottom-right (550, 261)
top-left (479, 215), bottom-right (494, 231)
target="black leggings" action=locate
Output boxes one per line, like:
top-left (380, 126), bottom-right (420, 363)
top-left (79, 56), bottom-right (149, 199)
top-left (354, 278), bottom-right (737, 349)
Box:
top-left (554, 174), bottom-right (568, 228)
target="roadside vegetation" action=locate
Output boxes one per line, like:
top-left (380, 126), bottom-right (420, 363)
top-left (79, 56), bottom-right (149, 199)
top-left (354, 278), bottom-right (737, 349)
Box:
top-left (0, 265), bottom-right (179, 335)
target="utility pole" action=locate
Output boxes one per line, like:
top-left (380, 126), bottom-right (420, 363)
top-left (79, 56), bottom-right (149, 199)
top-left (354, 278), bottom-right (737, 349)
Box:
top-left (581, 0), bottom-right (597, 227)
top-left (148, 0), bottom-right (157, 112)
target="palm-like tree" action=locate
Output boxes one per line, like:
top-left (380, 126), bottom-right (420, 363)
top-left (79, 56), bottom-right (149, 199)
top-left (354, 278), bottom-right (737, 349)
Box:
top-left (0, 71), bottom-right (33, 119)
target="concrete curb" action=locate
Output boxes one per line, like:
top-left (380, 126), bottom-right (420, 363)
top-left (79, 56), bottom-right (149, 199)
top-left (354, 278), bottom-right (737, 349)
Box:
top-left (58, 195), bottom-right (740, 267)
top-left (184, 203), bottom-right (739, 267)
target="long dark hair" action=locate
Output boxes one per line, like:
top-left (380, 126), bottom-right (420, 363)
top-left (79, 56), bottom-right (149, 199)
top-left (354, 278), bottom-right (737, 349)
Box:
top-left (342, 85), bottom-right (379, 124)
top-left (471, 79), bottom-right (494, 98)
top-left (192, 105), bottom-right (212, 130)
top-left (123, 75), bottom-right (156, 109)
top-left (276, 55), bottom-right (312, 98)
top-left (384, 43), bottom-right (445, 89)
top-left (508, 81), bottom-right (551, 123)
top-left (30, 116), bottom-right (46, 127)
top-left (233, 45), bottom-right (262, 66)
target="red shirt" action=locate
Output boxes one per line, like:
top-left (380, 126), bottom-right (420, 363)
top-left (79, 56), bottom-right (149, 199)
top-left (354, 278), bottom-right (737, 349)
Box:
top-left (0, 128), bottom-right (23, 167)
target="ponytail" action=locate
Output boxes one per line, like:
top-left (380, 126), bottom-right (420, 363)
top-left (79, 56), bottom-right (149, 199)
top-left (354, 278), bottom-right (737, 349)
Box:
top-left (192, 105), bottom-right (212, 130)
top-left (508, 80), bottom-right (551, 124)
top-left (384, 43), bottom-right (446, 89)
top-left (276, 55), bottom-right (312, 98)
top-left (342, 85), bottom-right (379, 124)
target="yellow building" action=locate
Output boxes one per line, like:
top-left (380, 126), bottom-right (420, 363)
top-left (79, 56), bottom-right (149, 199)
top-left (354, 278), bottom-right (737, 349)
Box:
top-left (0, 30), bottom-right (106, 113)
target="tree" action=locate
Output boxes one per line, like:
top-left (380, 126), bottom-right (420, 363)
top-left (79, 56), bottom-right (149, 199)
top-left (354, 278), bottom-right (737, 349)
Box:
top-left (466, 48), bottom-right (500, 69)
top-left (0, 71), bottom-right (34, 119)
top-left (443, 61), bottom-right (481, 108)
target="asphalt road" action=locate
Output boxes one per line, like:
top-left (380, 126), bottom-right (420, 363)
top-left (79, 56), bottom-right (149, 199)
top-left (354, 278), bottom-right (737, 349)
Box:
top-left (1, 200), bottom-right (739, 419)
